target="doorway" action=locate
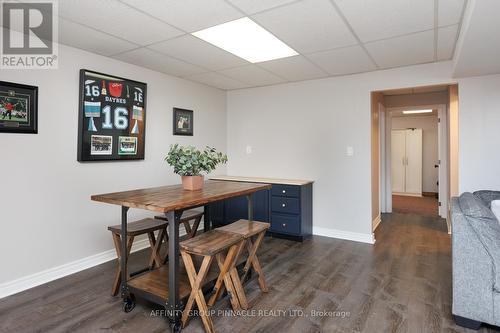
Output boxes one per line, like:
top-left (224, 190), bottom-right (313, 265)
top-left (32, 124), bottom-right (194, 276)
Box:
top-left (371, 84), bottom-right (459, 234)
top-left (387, 106), bottom-right (443, 218)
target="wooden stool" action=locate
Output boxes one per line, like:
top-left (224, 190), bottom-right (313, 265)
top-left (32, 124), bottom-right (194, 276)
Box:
top-left (216, 220), bottom-right (270, 293)
top-left (108, 218), bottom-right (168, 296)
top-left (180, 230), bottom-right (245, 333)
top-left (155, 209), bottom-right (203, 239)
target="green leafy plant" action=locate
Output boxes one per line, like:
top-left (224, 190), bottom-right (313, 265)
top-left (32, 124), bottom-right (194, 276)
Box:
top-left (165, 144), bottom-right (228, 176)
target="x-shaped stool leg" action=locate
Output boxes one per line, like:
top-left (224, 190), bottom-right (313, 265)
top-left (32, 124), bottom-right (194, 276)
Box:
top-left (181, 253), bottom-right (214, 333)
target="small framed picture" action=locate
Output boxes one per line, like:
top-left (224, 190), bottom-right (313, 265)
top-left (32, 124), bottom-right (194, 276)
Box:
top-left (173, 107), bottom-right (193, 136)
top-left (0, 81), bottom-right (38, 134)
top-left (118, 136), bottom-right (137, 155)
top-left (90, 135), bottom-right (112, 155)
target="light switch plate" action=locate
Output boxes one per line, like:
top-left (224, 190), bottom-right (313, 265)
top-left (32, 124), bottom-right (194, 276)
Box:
top-left (346, 146), bottom-right (354, 156)
top-left (246, 145), bottom-right (252, 154)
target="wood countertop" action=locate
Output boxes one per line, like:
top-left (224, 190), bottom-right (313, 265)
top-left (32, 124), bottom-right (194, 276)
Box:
top-left (91, 180), bottom-right (271, 213)
top-left (210, 175), bottom-right (314, 186)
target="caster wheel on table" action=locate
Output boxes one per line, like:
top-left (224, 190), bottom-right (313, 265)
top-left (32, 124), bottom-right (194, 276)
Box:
top-left (122, 297), bottom-right (136, 313)
top-left (169, 321), bottom-right (182, 333)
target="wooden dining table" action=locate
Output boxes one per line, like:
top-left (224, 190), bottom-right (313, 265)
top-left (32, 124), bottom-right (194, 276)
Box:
top-left (91, 180), bottom-right (271, 332)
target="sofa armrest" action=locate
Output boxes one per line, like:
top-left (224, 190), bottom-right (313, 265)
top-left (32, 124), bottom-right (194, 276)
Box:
top-left (452, 197), bottom-right (495, 323)
top-left (458, 193), bottom-right (500, 291)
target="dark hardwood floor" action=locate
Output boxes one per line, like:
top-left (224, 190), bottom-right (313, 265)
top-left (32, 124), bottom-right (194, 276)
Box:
top-left (1, 213), bottom-right (498, 333)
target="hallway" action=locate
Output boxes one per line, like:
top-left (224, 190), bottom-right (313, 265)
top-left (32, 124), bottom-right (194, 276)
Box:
top-left (392, 195), bottom-right (439, 217)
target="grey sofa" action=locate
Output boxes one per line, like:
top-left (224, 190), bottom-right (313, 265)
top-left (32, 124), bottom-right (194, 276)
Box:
top-left (452, 191), bottom-right (500, 329)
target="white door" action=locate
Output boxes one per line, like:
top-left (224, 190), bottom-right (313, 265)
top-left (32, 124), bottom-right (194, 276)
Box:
top-left (391, 130), bottom-right (406, 193)
top-left (405, 129), bottom-right (423, 195)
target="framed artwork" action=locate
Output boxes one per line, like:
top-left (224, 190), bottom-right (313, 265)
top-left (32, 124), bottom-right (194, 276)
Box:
top-left (173, 107), bottom-right (193, 136)
top-left (0, 81), bottom-right (38, 134)
top-left (77, 69), bottom-right (147, 162)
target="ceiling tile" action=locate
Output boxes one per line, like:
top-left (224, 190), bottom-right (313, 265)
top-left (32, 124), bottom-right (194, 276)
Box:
top-left (113, 48), bottom-right (207, 77)
top-left (334, 0), bottom-right (434, 42)
top-left (185, 72), bottom-right (251, 90)
top-left (227, 0), bottom-right (298, 15)
top-left (59, 0), bottom-right (183, 45)
top-left (148, 35), bottom-right (249, 71)
top-left (252, 0), bottom-right (357, 54)
top-left (438, 0), bottom-right (465, 27)
top-left (120, 0), bottom-right (243, 32)
top-left (307, 45), bottom-right (376, 75)
top-left (437, 24), bottom-right (459, 61)
top-left (259, 55), bottom-right (328, 81)
top-left (219, 65), bottom-right (286, 86)
top-left (365, 30), bottom-right (434, 69)
top-left (59, 18), bottom-right (138, 56)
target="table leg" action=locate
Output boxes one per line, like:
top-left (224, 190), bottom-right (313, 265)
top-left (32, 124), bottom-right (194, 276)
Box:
top-left (203, 205), bottom-right (211, 232)
top-left (121, 206), bottom-right (135, 313)
top-left (247, 194), bottom-right (253, 222)
top-left (165, 211), bottom-right (181, 332)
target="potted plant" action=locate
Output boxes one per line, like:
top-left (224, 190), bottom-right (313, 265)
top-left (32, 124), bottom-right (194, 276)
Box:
top-left (165, 144), bottom-right (228, 190)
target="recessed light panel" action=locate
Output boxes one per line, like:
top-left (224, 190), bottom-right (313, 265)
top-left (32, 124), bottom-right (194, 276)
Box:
top-left (402, 109), bottom-right (433, 114)
top-left (192, 17), bottom-right (298, 63)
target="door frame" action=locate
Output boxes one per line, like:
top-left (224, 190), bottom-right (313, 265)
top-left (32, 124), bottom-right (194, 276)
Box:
top-left (381, 104), bottom-right (448, 219)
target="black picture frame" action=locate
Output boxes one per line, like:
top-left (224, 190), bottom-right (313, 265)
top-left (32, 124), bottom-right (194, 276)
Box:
top-left (173, 107), bottom-right (193, 136)
top-left (77, 69), bottom-right (147, 162)
top-left (0, 81), bottom-right (38, 134)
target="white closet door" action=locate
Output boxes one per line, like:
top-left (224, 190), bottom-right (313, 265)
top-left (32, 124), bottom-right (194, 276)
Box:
top-left (391, 130), bottom-right (406, 193)
top-left (405, 129), bottom-right (423, 195)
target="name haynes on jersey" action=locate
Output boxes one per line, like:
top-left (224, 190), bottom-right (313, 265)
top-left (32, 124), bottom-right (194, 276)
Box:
top-left (104, 96), bottom-right (127, 105)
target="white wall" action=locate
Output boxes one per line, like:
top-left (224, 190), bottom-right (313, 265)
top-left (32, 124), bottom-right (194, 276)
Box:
top-left (391, 115), bottom-right (439, 193)
top-left (0, 43), bottom-right (227, 285)
top-left (459, 73), bottom-right (500, 192)
top-left (227, 61), bottom-right (457, 240)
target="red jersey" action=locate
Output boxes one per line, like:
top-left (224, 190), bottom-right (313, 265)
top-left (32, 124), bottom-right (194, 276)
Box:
top-left (5, 103), bottom-right (13, 111)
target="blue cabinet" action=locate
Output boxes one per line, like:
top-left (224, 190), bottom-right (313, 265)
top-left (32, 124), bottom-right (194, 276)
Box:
top-left (210, 179), bottom-right (313, 241)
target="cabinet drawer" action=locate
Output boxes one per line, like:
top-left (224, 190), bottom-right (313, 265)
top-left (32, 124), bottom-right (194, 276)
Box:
top-left (271, 214), bottom-right (300, 235)
top-left (271, 184), bottom-right (300, 198)
top-left (271, 197), bottom-right (300, 214)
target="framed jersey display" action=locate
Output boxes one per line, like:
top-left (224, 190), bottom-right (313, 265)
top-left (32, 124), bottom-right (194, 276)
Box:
top-left (77, 69), bottom-right (146, 162)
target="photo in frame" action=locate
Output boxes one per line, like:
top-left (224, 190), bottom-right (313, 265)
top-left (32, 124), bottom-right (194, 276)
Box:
top-left (0, 81), bottom-right (38, 134)
top-left (173, 107), bottom-right (193, 136)
top-left (77, 69), bottom-right (147, 162)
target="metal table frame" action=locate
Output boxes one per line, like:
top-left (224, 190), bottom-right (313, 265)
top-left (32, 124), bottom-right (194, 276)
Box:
top-left (119, 194), bottom-right (254, 332)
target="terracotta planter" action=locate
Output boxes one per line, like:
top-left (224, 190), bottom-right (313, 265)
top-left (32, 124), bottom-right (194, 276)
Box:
top-left (181, 175), bottom-right (204, 191)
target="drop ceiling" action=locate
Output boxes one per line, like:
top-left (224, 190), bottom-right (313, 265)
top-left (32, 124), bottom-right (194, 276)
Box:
top-left (35, 0), bottom-right (469, 89)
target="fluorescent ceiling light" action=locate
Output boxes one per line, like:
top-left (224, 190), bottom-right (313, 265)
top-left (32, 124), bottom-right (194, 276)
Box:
top-left (402, 109), bottom-right (433, 114)
top-left (192, 17), bottom-right (298, 63)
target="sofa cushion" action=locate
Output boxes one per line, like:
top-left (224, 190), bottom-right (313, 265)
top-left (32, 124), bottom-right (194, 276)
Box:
top-left (459, 192), bottom-right (500, 292)
top-left (474, 190), bottom-right (500, 209)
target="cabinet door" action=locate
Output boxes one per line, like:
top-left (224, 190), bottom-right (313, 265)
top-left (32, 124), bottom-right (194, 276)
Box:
top-left (225, 189), bottom-right (270, 223)
top-left (209, 201), bottom-right (225, 228)
top-left (405, 129), bottom-right (422, 195)
top-left (391, 130), bottom-right (406, 193)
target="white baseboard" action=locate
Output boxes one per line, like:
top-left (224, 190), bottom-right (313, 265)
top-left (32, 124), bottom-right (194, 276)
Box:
top-left (313, 226), bottom-right (375, 244)
top-left (0, 224), bottom-right (198, 300)
top-left (372, 214), bottom-right (382, 232)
